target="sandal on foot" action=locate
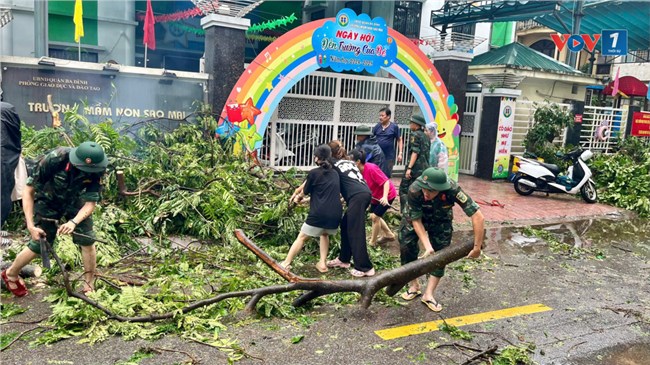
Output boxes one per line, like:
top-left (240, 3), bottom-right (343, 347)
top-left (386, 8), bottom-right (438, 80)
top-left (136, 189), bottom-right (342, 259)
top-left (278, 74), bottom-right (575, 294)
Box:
top-left (400, 289), bottom-right (422, 301)
top-left (376, 236), bottom-right (396, 245)
top-left (326, 258), bottom-right (350, 269)
top-left (421, 298), bottom-right (443, 312)
top-left (315, 263), bottom-right (329, 273)
top-left (278, 262), bottom-right (292, 271)
top-left (1, 270), bottom-right (28, 297)
top-left (350, 268), bottom-right (375, 277)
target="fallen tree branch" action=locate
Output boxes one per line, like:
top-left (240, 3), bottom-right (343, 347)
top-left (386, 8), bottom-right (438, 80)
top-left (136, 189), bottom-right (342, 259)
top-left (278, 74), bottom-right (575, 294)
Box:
top-left (460, 345), bottom-right (498, 365)
top-left (188, 339), bottom-right (266, 363)
top-left (145, 346), bottom-right (198, 365)
top-left (46, 229), bottom-right (472, 322)
top-left (116, 170), bottom-right (161, 198)
top-left (0, 317), bottom-right (49, 326)
top-left (0, 326), bottom-right (47, 352)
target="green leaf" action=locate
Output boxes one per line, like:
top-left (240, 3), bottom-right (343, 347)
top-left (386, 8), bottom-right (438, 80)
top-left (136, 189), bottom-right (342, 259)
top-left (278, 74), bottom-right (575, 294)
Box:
top-left (291, 335), bottom-right (305, 344)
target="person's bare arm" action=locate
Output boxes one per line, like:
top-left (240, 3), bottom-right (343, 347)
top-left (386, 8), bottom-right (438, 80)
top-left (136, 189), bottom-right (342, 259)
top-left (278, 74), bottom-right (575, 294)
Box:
top-left (412, 218), bottom-right (434, 257)
top-left (397, 136), bottom-right (404, 163)
top-left (406, 151), bottom-right (418, 179)
top-left (57, 202), bottom-right (97, 235)
top-left (467, 210), bottom-right (485, 258)
top-left (22, 185), bottom-right (46, 240)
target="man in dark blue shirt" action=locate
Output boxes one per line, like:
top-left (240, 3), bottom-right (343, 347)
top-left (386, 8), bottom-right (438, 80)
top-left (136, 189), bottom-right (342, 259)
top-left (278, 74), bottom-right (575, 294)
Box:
top-left (372, 107), bottom-right (403, 177)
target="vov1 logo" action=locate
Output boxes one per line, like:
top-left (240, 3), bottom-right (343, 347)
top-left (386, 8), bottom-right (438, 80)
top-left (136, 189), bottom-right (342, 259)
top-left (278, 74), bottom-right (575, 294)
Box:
top-left (551, 29), bottom-right (628, 56)
top-left (551, 34), bottom-right (601, 52)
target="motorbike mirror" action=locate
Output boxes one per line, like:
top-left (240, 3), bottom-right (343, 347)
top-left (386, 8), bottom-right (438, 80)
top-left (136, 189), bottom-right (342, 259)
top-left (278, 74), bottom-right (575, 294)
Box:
top-left (555, 151), bottom-right (564, 158)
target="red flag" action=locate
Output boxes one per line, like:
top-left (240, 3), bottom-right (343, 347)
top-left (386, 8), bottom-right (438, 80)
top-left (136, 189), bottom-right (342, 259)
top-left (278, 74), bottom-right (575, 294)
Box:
top-left (611, 67), bottom-right (620, 97)
top-left (143, 0), bottom-right (156, 50)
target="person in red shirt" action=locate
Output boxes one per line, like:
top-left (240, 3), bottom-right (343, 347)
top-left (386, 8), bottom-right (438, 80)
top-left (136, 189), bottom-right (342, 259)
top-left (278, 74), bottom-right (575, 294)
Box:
top-left (349, 149), bottom-right (397, 247)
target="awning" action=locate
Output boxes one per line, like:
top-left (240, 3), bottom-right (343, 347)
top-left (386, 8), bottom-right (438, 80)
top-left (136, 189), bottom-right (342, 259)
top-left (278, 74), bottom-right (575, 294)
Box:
top-left (603, 76), bottom-right (649, 97)
top-left (431, 1), bottom-right (650, 52)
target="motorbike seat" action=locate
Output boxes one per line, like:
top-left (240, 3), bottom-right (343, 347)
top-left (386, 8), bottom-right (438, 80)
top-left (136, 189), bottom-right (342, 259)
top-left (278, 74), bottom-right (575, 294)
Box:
top-left (538, 162), bottom-right (561, 176)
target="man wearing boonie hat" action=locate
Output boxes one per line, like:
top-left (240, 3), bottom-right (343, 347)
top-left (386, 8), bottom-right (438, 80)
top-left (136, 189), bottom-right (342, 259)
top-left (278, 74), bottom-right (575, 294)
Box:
top-left (398, 167), bottom-right (484, 312)
top-left (399, 114), bottom-right (430, 213)
top-left (354, 125), bottom-right (388, 177)
top-left (2, 142), bottom-right (108, 297)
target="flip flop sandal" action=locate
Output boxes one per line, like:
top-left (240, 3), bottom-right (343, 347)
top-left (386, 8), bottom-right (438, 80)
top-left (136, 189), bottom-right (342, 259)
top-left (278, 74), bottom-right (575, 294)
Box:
top-left (315, 263), bottom-right (329, 273)
top-left (421, 298), bottom-right (443, 312)
top-left (376, 236), bottom-right (396, 245)
top-left (350, 268), bottom-right (375, 277)
top-left (1, 270), bottom-right (28, 297)
top-left (400, 289), bottom-right (422, 301)
top-left (326, 258), bottom-right (350, 269)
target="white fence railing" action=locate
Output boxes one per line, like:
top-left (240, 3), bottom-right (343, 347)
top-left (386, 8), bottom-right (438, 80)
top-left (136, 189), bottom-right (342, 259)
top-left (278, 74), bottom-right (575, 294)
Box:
top-left (261, 70), bottom-right (418, 170)
top-left (513, 101), bottom-right (627, 155)
top-left (513, 100), bottom-right (571, 155)
top-left (580, 106), bottom-right (628, 154)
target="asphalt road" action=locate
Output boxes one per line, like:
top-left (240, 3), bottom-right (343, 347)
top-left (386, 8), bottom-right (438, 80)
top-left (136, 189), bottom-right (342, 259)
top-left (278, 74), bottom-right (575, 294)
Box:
top-left (2, 217), bottom-right (649, 365)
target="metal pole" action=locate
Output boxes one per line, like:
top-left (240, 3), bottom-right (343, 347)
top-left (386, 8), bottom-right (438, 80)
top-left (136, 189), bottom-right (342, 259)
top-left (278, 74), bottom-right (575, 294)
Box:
top-left (144, 45), bottom-right (148, 68)
top-left (78, 41), bottom-right (81, 61)
top-left (33, 0), bottom-right (48, 58)
top-left (568, 0), bottom-right (584, 69)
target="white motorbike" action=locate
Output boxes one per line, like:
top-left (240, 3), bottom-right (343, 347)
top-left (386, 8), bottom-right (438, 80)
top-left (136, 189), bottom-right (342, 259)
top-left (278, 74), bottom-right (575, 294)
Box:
top-left (512, 148), bottom-right (598, 203)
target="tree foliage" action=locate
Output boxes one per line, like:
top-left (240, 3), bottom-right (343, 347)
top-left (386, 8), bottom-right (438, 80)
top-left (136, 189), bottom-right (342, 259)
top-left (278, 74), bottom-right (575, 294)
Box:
top-left (6, 109), bottom-right (404, 358)
top-left (591, 137), bottom-right (650, 217)
top-left (524, 103), bottom-right (573, 161)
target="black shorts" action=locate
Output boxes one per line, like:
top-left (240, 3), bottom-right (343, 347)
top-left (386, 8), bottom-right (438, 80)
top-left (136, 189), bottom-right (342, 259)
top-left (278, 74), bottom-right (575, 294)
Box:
top-left (369, 198), bottom-right (395, 217)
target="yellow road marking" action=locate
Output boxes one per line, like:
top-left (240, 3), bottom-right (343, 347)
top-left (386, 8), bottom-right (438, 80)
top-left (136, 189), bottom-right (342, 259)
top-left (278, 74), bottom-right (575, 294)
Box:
top-left (375, 303), bottom-right (552, 340)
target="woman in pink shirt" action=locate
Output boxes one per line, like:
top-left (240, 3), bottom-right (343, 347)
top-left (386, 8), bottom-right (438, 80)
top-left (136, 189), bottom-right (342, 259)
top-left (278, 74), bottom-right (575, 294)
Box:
top-left (349, 149), bottom-right (397, 246)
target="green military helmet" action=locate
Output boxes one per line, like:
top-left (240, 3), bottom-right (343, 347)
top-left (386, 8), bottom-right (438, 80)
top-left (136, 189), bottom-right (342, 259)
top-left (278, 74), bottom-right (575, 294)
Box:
top-left (69, 141), bottom-right (108, 173)
top-left (354, 125), bottom-right (373, 136)
top-left (409, 114), bottom-right (426, 127)
top-left (417, 167), bottom-right (451, 191)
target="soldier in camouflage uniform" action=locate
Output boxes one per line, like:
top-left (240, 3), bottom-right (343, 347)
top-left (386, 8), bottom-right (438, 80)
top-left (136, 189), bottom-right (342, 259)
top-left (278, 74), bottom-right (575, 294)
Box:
top-left (398, 168), bottom-right (484, 312)
top-left (1, 142), bottom-right (108, 297)
top-left (399, 115), bottom-right (430, 213)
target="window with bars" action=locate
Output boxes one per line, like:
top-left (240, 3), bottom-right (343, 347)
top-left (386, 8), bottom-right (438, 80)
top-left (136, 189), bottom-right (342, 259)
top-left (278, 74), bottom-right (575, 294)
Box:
top-left (393, 1), bottom-right (421, 39)
top-left (623, 49), bottom-right (650, 63)
top-left (49, 47), bottom-right (98, 63)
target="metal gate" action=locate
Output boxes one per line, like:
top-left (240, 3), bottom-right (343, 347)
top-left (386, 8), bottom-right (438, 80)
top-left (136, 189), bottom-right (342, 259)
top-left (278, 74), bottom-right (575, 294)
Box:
top-left (458, 92), bottom-right (482, 175)
top-left (259, 71), bottom-right (418, 170)
top-left (580, 105), bottom-right (628, 154)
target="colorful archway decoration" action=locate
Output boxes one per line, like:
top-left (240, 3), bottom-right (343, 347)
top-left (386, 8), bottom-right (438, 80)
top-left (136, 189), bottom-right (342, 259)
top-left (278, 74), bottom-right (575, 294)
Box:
top-left (218, 9), bottom-right (461, 179)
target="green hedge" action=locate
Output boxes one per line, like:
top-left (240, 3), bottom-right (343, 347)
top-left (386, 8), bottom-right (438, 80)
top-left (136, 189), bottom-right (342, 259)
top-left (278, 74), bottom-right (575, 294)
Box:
top-left (591, 137), bottom-right (650, 217)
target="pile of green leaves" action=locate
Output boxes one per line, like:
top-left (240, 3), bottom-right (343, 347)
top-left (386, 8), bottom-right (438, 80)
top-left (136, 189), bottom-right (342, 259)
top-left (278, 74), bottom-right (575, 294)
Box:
top-left (9, 108), bottom-right (402, 355)
top-left (493, 345), bottom-right (534, 365)
top-left (591, 137), bottom-right (650, 217)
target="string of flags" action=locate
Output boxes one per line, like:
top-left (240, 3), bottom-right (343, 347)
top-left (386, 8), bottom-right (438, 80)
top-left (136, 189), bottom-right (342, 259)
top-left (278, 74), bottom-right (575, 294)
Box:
top-left (164, 22), bottom-right (278, 43)
top-left (411, 38), bottom-right (438, 47)
top-left (137, 7), bottom-right (203, 23)
top-left (247, 13), bottom-right (297, 34)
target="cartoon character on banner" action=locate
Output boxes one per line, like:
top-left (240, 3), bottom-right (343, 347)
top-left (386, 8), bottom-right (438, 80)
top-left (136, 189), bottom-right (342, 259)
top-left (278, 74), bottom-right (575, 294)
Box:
top-left (436, 94), bottom-right (461, 153)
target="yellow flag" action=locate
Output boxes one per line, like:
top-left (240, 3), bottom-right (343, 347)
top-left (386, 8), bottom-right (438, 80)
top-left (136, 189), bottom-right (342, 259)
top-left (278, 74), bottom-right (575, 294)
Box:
top-left (74, 0), bottom-right (84, 43)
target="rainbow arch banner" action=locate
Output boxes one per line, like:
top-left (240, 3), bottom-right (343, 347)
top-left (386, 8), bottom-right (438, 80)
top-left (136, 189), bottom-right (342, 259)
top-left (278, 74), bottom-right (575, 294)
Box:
top-left (218, 9), bottom-right (461, 180)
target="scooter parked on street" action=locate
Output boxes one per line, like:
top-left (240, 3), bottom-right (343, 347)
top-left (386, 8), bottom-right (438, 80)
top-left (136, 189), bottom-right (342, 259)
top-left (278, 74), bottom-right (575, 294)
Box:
top-left (512, 148), bottom-right (598, 203)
